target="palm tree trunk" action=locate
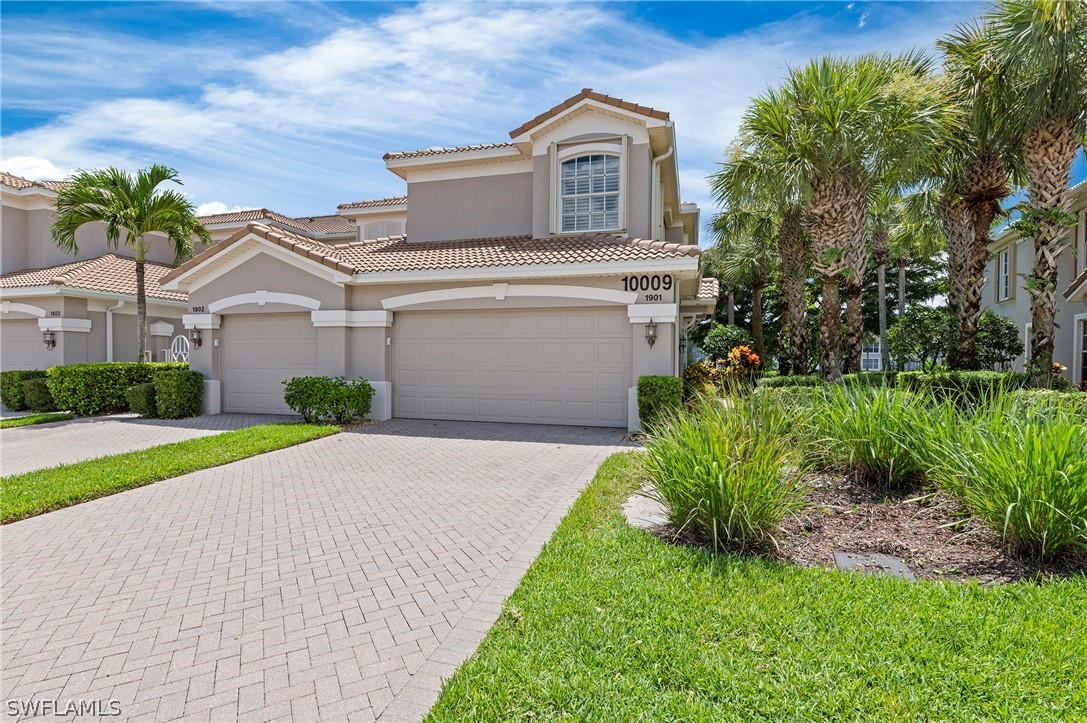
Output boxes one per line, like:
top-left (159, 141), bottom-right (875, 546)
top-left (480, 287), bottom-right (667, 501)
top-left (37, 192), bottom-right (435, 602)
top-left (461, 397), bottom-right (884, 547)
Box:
top-left (941, 196), bottom-right (974, 370)
top-left (1022, 119), bottom-right (1078, 388)
top-left (751, 281), bottom-right (765, 361)
top-left (842, 194), bottom-right (869, 375)
top-left (877, 262), bottom-right (888, 371)
top-left (897, 258), bottom-right (907, 319)
top-left (135, 237), bottom-right (147, 361)
top-left (818, 277), bottom-right (842, 382)
top-left (778, 207), bottom-right (808, 375)
top-left (844, 280), bottom-right (863, 374)
top-left (727, 289), bottom-right (735, 326)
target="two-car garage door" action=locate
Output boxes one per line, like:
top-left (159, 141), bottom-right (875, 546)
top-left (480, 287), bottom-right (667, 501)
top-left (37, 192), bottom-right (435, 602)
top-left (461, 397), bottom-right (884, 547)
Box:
top-left (394, 308), bottom-right (631, 427)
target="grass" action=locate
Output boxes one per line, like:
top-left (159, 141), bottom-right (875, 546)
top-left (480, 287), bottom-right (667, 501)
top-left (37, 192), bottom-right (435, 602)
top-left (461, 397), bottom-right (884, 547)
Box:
top-left (0, 412), bottom-right (75, 429)
top-left (426, 452), bottom-right (1087, 722)
top-left (645, 398), bottom-right (807, 550)
top-left (1, 423), bottom-right (339, 523)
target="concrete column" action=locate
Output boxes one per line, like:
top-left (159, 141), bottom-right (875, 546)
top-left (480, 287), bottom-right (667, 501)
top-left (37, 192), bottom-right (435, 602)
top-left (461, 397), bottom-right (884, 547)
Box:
top-left (316, 326), bottom-right (347, 377)
top-left (183, 313), bottom-right (221, 414)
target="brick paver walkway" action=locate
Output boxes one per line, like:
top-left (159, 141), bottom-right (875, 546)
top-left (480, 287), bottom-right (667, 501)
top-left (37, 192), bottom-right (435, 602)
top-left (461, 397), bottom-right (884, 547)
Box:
top-left (0, 414), bottom-right (292, 476)
top-left (1, 420), bottom-right (625, 721)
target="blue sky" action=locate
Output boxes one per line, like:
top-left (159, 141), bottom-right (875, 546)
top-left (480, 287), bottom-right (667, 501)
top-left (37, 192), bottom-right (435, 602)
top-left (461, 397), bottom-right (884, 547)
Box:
top-left (3, 0), bottom-right (1084, 226)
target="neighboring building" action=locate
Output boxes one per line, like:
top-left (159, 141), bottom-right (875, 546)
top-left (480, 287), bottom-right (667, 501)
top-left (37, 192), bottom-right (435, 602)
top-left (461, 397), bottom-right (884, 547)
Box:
top-left (0, 172), bottom-right (192, 369)
top-left (160, 89), bottom-right (717, 429)
top-left (860, 340), bottom-right (883, 371)
top-left (981, 180), bottom-right (1087, 385)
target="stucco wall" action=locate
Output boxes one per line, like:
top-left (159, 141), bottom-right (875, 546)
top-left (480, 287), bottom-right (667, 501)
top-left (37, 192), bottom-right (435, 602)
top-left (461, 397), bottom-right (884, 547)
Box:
top-left (406, 173), bottom-right (532, 243)
top-left (2, 205), bottom-right (29, 273)
top-left (187, 253), bottom-right (348, 311)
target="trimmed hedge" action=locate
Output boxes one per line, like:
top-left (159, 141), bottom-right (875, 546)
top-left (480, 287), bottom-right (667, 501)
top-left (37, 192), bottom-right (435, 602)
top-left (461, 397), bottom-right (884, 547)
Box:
top-left (154, 370), bottom-right (203, 419)
top-left (757, 374), bottom-right (821, 389)
top-left (23, 378), bottom-right (57, 412)
top-left (46, 362), bottom-right (187, 416)
top-left (896, 370), bottom-right (1028, 403)
top-left (282, 376), bottom-right (374, 423)
top-left (1010, 389), bottom-right (1087, 420)
top-left (637, 375), bottom-right (683, 431)
top-left (1, 370), bottom-right (47, 411)
top-left (126, 383), bottom-right (157, 417)
top-left (841, 371), bottom-right (898, 387)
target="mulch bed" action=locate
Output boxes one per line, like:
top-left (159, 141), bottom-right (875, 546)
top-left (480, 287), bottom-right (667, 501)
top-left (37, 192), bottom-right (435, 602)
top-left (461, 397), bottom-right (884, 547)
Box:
top-left (642, 473), bottom-right (1085, 585)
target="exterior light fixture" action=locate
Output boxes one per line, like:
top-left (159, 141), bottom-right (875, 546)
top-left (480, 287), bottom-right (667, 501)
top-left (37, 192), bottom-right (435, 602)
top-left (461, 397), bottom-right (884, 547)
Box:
top-left (645, 321), bottom-right (658, 348)
top-left (42, 330), bottom-right (56, 350)
top-left (189, 328), bottom-right (203, 349)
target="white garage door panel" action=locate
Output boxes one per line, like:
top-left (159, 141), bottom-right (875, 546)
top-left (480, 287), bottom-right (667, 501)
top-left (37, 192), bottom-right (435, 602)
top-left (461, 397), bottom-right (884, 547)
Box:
top-left (222, 314), bottom-right (318, 414)
top-left (1, 320), bottom-right (48, 371)
top-left (394, 308), bottom-right (631, 427)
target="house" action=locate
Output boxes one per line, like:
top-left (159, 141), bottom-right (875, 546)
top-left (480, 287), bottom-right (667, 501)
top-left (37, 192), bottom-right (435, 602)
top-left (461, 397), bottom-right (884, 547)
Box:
top-left (0, 172), bottom-right (194, 369)
top-left (159, 89), bottom-right (717, 429)
top-left (981, 179), bottom-right (1087, 385)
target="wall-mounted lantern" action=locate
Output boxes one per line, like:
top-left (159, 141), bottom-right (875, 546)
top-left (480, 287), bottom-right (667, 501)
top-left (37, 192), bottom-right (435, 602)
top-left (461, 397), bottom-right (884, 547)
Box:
top-left (42, 330), bottom-right (56, 350)
top-left (644, 321), bottom-right (658, 348)
top-left (189, 328), bottom-right (203, 349)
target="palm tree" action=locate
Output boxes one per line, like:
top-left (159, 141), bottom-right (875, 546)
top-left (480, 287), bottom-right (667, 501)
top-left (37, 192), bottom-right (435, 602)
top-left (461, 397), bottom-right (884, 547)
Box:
top-left (709, 144), bottom-right (810, 375)
top-left (892, 190), bottom-right (947, 368)
top-left (977, 0), bottom-right (1087, 386)
top-left (868, 190), bottom-right (899, 373)
top-left (738, 53), bottom-right (949, 381)
top-left (710, 212), bottom-right (778, 361)
top-left (52, 165), bottom-right (210, 360)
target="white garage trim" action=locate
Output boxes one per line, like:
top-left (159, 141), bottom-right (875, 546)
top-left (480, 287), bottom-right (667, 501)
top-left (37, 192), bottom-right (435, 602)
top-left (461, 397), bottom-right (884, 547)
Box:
top-left (311, 310), bottom-right (393, 327)
top-left (183, 313), bottom-right (221, 330)
top-left (628, 303), bottom-right (677, 323)
top-left (39, 318), bottom-right (91, 332)
top-left (382, 283), bottom-right (637, 310)
top-left (1, 301), bottom-right (48, 317)
top-left (208, 291), bottom-right (322, 314)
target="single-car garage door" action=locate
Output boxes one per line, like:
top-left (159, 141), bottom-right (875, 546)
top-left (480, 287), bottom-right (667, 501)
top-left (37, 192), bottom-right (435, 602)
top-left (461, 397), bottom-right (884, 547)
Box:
top-left (222, 313), bottom-right (318, 414)
top-left (1, 320), bottom-right (47, 371)
top-left (394, 307), bottom-right (631, 427)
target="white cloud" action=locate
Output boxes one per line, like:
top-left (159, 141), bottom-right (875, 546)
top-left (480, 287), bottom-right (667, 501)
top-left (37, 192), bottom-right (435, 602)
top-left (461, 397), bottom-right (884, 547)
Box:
top-left (859, 12), bottom-right (871, 28)
top-left (195, 201), bottom-right (258, 216)
top-left (2, 156), bottom-right (70, 181)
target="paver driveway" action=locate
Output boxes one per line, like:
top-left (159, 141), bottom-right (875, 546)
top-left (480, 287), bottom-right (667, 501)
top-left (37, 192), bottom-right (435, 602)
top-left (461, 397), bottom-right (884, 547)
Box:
top-left (1, 419), bottom-right (625, 722)
top-left (0, 414), bottom-right (291, 476)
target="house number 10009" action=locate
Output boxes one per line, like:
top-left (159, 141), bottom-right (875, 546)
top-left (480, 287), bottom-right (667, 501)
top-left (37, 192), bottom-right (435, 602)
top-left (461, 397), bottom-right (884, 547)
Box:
top-left (622, 274), bottom-right (672, 293)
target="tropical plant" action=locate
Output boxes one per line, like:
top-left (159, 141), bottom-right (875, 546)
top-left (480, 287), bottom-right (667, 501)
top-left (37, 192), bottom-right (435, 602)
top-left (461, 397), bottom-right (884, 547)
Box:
top-left (699, 323), bottom-right (750, 364)
top-left (51, 165), bottom-right (210, 360)
top-left (976, 309), bottom-right (1024, 370)
top-left (707, 218), bottom-right (776, 360)
top-left (972, 0), bottom-right (1087, 386)
top-left (736, 53), bottom-right (950, 381)
top-left (888, 306), bottom-right (956, 370)
top-left (644, 397), bottom-right (808, 551)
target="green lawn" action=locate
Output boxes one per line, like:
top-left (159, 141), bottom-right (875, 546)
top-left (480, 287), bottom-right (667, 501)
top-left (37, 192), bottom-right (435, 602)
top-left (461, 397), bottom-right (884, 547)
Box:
top-left (427, 452), bottom-right (1087, 722)
top-left (0, 412), bottom-right (75, 429)
top-left (1, 423), bottom-right (339, 523)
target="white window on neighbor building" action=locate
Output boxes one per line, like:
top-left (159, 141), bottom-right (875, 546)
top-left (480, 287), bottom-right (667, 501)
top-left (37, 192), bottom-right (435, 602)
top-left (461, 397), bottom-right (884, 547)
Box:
top-left (362, 221), bottom-right (403, 239)
top-left (860, 340), bottom-right (882, 371)
top-left (560, 154), bottom-right (621, 233)
top-left (861, 357), bottom-right (881, 371)
top-left (997, 248), bottom-right (1011, 301)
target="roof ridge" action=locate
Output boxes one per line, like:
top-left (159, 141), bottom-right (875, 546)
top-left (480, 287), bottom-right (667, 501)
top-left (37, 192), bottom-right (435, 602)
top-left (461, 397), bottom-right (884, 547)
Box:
top-left (382, 143), bottom-right (516, 162)
top-left (336, 196), bottom-right (408, 210)
top-left (47, 254), bottom-right (117, 286)
top-left (508, 88), bottom-right (670, 139)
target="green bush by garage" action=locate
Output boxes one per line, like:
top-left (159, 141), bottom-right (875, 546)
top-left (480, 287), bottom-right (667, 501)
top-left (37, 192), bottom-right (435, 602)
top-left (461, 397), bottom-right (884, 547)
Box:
top-left (282, 376), bottom-right (374, 423)
top-left (46, 362), bottom-right (187, 416)
top-left (637, 375), bottom-right (683, 431)
top-left (0, 370), bottom-right (48, 411)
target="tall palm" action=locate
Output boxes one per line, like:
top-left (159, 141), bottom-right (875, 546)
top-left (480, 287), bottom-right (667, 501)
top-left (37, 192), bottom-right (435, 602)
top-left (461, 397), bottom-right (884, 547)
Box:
top-left (936, 20), bottom-right (1017, 370)
top-left (978, 0), bottom-right (1087, 386)
top-left (709, 219), bottom-right (777, 361)
top-left (52, 165), bottom-right (210, 360)
top-left (710, 144), bottom-right (810, 375)
top-left (739, 53), bottom-right (949, 381)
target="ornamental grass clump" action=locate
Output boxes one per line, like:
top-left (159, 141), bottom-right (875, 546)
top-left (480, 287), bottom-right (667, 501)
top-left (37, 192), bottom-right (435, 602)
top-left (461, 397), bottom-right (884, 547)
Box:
top-left (644, 397), bottom-right (807, 551)
top-left (806, 385), bottom-right (933, 488)
top-left (926, 395), bottom-right (1087, 561)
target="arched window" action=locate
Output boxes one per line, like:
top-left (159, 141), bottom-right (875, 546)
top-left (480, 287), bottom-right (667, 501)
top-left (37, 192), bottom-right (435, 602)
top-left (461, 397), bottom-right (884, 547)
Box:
top-left (559, 153), bottom-right (620, 232)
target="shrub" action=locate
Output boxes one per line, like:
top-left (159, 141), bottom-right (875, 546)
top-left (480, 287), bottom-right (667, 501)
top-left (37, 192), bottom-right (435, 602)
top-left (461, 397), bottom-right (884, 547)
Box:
top-left (841, 371), bottom-right (898, 387)
top-left (644, 397), bottom-right (808, 551)
top-left (22, 378), bottom-right (57, 412)
top-left (46, 362), bottom-right (188, 416)
top-left (888, 306), bottom-right (955, 369)
top-left (927, 396), bottom-right (1087, 560)
top-left (282, 376), bottom-right (374, 423)
top-left (1009, 389), bottom-right (1087, 421)
top-left (153, 370), bottom-right (203, 419)
top-left (723, 345), bottom-right (761, 378)
top-left (896, 370), bottom-right (1028, 404)
top-left (700, 324), bottom-right (751, 363)
top-left (1, 370), bottom-right (47, 411)
top-left (805, 386), bottom-right (932, 488)
top-left (757, 374), bottom-right (821, 389)
top-left (637, 376), bottom-right (683, 431)
top-left (682, 360), bottom-right (719, 400)
top-left (125, 383), bottom-right (157, 417)
top-left (977, 310), bottom-right (1023, 370)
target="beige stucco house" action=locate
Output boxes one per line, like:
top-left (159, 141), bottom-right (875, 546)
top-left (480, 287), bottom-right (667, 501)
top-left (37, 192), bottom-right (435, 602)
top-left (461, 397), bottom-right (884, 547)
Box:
top-left (0, 172), bottom-right (193, 369)
top-left (160, 90), bottom-right (717, 429)
top-left (981, 179), bottom-right (1087, 385)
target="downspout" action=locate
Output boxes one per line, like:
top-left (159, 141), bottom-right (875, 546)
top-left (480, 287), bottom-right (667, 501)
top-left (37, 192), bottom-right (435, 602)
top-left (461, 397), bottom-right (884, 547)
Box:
top-left (106, 299), bottom-right (125, 362)
top-left (651, 146), bottom-right (675, 242)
